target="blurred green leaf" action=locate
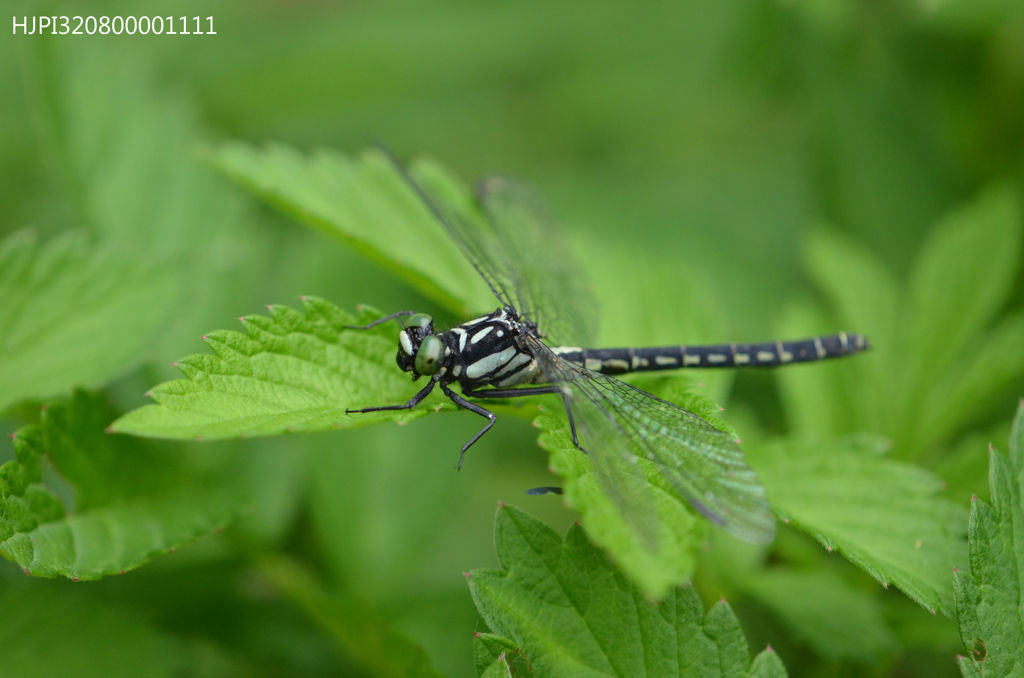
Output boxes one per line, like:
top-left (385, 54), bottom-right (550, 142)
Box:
top-left (928, 0), bottom-right (1024, 32)
top-left (305, 416), bottom-right (475, 602)
top-left (206, 142), bottom-right (492, 317)
top-left (0, 230), bottom-right (179, 415)
top-left (884, 591), bottom-right (963, 653)
top-left (803, 228), bottom-right (903, 352)
top-left (935, 421), bottom-right (1014, 508)
top-left (903, 186), bottom-right (1021, 447)
top-left (773, 303), bottom-right (852, 436)
top-left (780, 186), bottom-right (1024, 459)
top-left (800, 228), bottom-right (902, 434)
top-left (467, 504), bottom-right (787, 677)
top-left (743, 568), bottom-right (898, 660)
top-left (2, 485), bottom-right (235, 577)
top-left (0, 582), bottom-right (184, 678)
top-left (578, 241), bottom-right (732, 403)
top-left (111, 299), bottom-right (455, 440)
top-left (920, 313), bottom-right (1024, 452)
top-left (746, 436), bottom-right (967, 617)
top-left (257, 553), bottom-right (443, 678)
top-left (300, 403), bottom-right (550, 677)
top-left (234, 439), bottom-right (308, 544)
top-left (26, 40), bottom-right (252, 261)
top-left (954, 400), bottom-right (1024, 676)
top-left (910, 183), bottom-right (1020, 344)
top-left (42, 390), bottom-right (180, 511)
top-left (21, 40), bottom-right (275, 384)
top-left (1, 391), bottom-right (240, 580)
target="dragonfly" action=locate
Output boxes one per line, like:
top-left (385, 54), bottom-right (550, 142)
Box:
top-left (346, 154), bottom-right (868, 544)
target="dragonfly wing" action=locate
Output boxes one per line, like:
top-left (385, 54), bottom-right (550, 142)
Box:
top-left (382, 148), bottom-right (597, 347)
top-left (527, 335), bottom-right (776, 544)
top-left (476, 177), bottom-right (599, 347)
top-left (381, 149), bottom-right (518, 312)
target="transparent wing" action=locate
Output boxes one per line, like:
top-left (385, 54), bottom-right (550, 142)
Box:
top-left (383, 149), bottom-right (598, 347)
top-left (475, 177), bottom-right (599, 347)
top-left (382, 150), bottom-right (517, 313)
top-left (525, 334), bottom-right (776, 544)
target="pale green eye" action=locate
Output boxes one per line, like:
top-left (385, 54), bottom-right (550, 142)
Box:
top-left (414, 335), bottom-right (443, 375)
top-left (407, 313), bottom-right (433, 330)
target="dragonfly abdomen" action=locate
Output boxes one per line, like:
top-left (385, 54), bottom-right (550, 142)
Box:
top-left (552, 332), bottom-right (869, 374)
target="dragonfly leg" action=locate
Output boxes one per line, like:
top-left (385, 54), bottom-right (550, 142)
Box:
top-left (461, 385), bottom-right (561, 399)
top-left (346, 377), bottom-right (437, 414)
top-left (441, 383), bottom-right (496, 469)
top-left (344, 310), bottom-right (415, 330)
top-left (561, 393), bottom-right (587, 454)
top-left (463, 385), bottom-right (586, 454)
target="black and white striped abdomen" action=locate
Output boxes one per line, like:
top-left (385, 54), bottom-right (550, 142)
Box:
top-left (551, 332), bottom-right (869, 375)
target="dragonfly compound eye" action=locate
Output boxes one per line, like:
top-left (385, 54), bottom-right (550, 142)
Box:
top-left (407, 313), bottom-right (433, 330)
top-left (414, 335), bottom-right (444, 375)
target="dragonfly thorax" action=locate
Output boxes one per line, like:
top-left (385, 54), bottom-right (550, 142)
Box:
top-left (440, 308), bottom-right (543, 389)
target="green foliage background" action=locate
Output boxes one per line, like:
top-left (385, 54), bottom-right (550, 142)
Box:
top-left (2, 0), bottom-right (1024, 676)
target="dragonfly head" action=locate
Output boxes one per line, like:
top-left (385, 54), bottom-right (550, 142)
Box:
top-left (397, 313), bottom-right (443, 378)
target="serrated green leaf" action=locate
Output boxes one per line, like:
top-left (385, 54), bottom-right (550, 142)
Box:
top-left (0, 391), bottom-right (241, 580)
top-left (468, 505), bottom-right (787, 678)
top-left (746, 648), bottom-right (787, 678)
top-left (743, 568), bottom-right (898, 660)
top-left (746, 437), bottom-right (967, 616)
top-left (1, 492), bottom-right (238, 580)
top-left (0, 427), bottom-right (66, 545)
top-left (480, 656), bottom-right (513, 678)
top-left (474, 634), bottom-right (519, 678)
top-left (0, 230), bottom-right (179, 414)
top-left (111, 299), bottom-right (456, 440)
top-left (537, 406), bottom-right (706, 600)
top-left (206, 142), bottom-right (492, 317)
top-left (954, 400), bottom-right (1024, 676)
